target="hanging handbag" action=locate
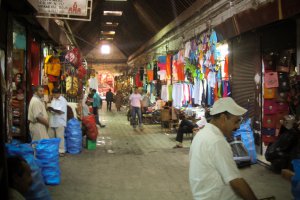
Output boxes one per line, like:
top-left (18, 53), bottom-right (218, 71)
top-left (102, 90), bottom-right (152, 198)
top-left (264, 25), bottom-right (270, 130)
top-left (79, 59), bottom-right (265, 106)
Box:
top-left (278, 73), bottom-right (290, 92)
top-left (42, 74), bottom-right (49, 86)
top-left (264, 100), bottom-right (277, 115)
top-left (277, 102), bottom-right (289, 112)
top-left (264, 87), bottom-right (276, 99)
top-left (277, 66), bottom-right (289, 73)
top-left (264, 72), bottom-right (279, 88)
top-left (261, 127), bottom-right (276, 136)
top-left (276, 111), bottom-right (289, 129)
top-left (262, 115), bottom-right (276, 128)
top-left (66, 76), bottom-right (78, 97)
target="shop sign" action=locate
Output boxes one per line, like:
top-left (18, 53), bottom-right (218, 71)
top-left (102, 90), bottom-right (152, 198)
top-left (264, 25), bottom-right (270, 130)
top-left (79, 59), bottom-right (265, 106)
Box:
top-left (28, 0), bottom-right (88, 16)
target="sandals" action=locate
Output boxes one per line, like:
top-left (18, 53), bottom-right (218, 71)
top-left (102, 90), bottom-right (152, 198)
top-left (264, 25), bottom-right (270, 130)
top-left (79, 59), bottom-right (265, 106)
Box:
top-left (173, 144), bottom-right (183, 149)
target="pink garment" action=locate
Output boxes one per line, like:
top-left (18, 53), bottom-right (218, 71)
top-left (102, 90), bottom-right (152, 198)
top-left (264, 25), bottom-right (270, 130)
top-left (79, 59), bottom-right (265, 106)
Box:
top-left (129, 93), bottom-right (142, 107)
top-left (158, 63), bottom-right (166, 70)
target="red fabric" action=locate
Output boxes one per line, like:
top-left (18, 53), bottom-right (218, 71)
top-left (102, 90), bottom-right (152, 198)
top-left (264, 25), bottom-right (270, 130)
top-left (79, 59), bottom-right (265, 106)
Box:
top-left (223, 55), bottom-right (229, 80)
top-left (77, 65), bottom-right (87, 79)
top-left (82, 115), bottom-right (98, 141)
top-left (166, 54), bottom-right (172, 79)
top-left (135, 72), bottom-right (143, 87)
top-left (30, 41), bottom-right (40, 86)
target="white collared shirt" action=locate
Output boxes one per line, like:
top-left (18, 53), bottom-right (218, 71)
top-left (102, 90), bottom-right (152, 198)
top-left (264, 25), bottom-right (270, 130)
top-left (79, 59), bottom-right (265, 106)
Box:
top-left (49, 96), bottom-right (67, 127)
top-left (189, 123), bottom-right (242, 200)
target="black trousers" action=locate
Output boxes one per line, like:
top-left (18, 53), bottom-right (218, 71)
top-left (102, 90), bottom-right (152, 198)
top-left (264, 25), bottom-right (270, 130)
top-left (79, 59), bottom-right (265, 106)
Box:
top-left (176, 126), bottom-right (193, 143)
top-left (107, 101), bottom-right (112, 111)
top-left (93, 107), bottom-right (100, 125)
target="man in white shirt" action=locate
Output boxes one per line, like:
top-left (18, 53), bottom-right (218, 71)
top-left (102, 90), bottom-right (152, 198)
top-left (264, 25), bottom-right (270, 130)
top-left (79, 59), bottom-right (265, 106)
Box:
top-left (129, 88), bottom-right (143, 129)
top-left (189, 97), bottom-right (257, 200)
top-left (48, 88), bottom-right (68, 156)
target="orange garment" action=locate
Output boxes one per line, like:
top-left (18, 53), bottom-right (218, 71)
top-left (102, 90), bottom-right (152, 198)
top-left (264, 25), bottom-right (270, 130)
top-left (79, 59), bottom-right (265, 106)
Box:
top-left (177, 62), bottom-right (185, 81)
top-left (147, 70), bottom-right (154, 82)
top-left (166, 54), bottom-right (172, 79)
top-left (223, 55), bottom-right (229, 80)
top-left (214, 83), bottom-right (219, 101)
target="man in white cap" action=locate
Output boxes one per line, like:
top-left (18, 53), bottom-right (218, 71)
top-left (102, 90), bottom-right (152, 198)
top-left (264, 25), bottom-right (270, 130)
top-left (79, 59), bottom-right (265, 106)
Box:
top-left (189, 97), bottom-right (257, 200)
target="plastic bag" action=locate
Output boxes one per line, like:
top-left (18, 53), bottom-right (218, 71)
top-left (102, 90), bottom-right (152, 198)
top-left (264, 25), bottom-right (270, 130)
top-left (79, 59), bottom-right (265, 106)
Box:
top-left (233, 119), bottom-right (257, 164)
top-left (32, 138), bottom-right (61, 185)
top-left (5, 143), bottom-right (51, 200)
top-left (292, 159), bottom-right (300, 199)
top-left (82, 115), bottom-right (98, 141)
top-left (65, 118), bottom-right (82, 154)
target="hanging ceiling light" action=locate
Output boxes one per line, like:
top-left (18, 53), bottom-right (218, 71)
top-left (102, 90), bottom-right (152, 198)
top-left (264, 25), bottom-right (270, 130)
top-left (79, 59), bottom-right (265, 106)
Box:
top-left (100, 44), bottom-right (111, 54)
top-left (103, 11), bottom-right (123, 16)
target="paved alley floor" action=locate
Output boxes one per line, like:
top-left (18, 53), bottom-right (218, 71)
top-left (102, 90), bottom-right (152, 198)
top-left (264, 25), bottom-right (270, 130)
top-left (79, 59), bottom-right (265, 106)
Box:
top-left (48, 106), bottom-right (292, 200)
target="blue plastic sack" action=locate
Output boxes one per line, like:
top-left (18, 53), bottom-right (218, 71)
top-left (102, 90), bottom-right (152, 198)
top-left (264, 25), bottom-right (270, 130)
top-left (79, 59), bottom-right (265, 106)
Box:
top-left (5, 143), bottom-right (51, 200)
top-left (32, 138), bottom-right (61, 185)
top-left (233, 118), bottom-right (257, 164)
top-left (292, 159), bottom-right (300, 199)
top-left (65, 118), bottom-right (82, 154)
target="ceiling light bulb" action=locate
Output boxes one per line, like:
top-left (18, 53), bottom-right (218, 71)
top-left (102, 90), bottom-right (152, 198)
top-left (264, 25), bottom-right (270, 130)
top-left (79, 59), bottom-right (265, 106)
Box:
top-left (101, 44), bottom-right (111, 54)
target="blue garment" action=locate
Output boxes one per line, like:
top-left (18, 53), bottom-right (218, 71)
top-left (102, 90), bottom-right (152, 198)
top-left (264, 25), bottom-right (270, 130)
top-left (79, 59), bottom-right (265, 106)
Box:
top-left (93, 93), bottom-right (101, 108)
top-left (131, 107), bottom-right (142, 128)
top-left (158, 56), bottom-right (166, 63)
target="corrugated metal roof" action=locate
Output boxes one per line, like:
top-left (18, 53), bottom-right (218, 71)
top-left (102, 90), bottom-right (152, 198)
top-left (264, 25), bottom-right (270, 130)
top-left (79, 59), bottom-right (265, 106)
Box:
top-left (69, 0), bottom-right (197, 57)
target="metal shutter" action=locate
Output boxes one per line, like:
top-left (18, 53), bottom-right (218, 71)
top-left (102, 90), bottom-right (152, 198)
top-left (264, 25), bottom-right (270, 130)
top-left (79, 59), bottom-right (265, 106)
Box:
top-left (230, 33), bottom-right (260, 118)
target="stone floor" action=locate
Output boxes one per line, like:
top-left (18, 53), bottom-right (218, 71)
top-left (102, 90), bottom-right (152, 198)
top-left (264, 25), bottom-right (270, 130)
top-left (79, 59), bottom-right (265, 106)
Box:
top-left (48, 105), bottom-right (292, 200)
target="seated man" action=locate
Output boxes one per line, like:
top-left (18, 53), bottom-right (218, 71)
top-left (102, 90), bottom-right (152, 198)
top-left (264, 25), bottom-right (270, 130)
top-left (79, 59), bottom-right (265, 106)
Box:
top-left (7, 156), bottom-right (33, 200)
top-left (173, 114), bottom-right (198, 148)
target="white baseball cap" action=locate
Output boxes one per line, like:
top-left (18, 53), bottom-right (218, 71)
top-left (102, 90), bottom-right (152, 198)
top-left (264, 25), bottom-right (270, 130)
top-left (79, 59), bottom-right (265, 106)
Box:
top-left (210, 97), bottom-right (247, 116)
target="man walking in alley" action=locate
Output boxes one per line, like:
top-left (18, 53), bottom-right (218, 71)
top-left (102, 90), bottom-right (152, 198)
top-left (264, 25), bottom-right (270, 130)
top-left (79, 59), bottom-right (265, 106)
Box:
top-left (48, 88), bottom-right (67, 157)
top-left (106, 89), bottom-right (114, 111)
top-left (129, 87), bottom-right (143, 130)
top-left (28, 85), bottom-right (49, 141)
top-left (92, 89), bottom-right (105, 127)
top-left (189, 97), bottom-right (258, 200)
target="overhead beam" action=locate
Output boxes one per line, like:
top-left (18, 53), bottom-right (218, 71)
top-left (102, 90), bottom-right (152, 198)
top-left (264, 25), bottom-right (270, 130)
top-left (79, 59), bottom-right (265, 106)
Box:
top-left (128, 0), bottom-right (211, 62)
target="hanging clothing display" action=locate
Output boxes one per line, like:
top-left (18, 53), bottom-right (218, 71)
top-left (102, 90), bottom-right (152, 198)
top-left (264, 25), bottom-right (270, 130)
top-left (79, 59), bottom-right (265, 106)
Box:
top-left (161, 85), bottom-right (168, 102)
top-left (193, 79), bottom-right (203, 105)
top-left (89, 77), bottom-right (98, 90)
top-left (135, 72), bottom-right (143, 87)
top-left (157, 70), bottom-right (166, 81)
top-left (147, 70), bottom-right (154, 82)
top-left (184, 41), bottom-right (191, 58)
top-left (168, 85), bottom-right (173, 102)
top-left (172, 83), bottom-right (184, 108)
top-left (140, 67), bottom-right (144, 81)
top-left (166, 54), bottom-right (172, 79)
top-left (153, 63), bottom-right (158, 80)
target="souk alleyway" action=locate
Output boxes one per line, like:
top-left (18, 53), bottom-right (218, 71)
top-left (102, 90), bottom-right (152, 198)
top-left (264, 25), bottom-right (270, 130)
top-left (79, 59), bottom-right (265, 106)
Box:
top-left (48, 105), bottom-right (291, 200)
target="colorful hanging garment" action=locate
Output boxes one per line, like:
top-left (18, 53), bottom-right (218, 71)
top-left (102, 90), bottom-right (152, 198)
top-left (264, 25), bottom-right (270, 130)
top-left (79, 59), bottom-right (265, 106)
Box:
top-left (147, 70), bottom-right (154, 82)
top-left (172, 83), bottom-right (184, 108)
top-left (166, 54), bottom-right (172, 79)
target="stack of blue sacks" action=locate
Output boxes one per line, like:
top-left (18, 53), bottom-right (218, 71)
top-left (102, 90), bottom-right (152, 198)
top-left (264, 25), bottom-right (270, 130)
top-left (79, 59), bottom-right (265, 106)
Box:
top-left (33, 138), bottom-right (61, 185)
top-left (65, 118), bottom-right (82, 154)
top-left (6, 141), bottom-right (51, 200)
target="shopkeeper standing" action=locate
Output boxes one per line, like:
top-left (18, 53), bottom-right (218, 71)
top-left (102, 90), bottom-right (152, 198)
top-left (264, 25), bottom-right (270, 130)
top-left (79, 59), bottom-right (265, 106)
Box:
top-left (28, 85), bottom-right (49, 141)
top-left (48, 88), bottom-right (67, 157)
